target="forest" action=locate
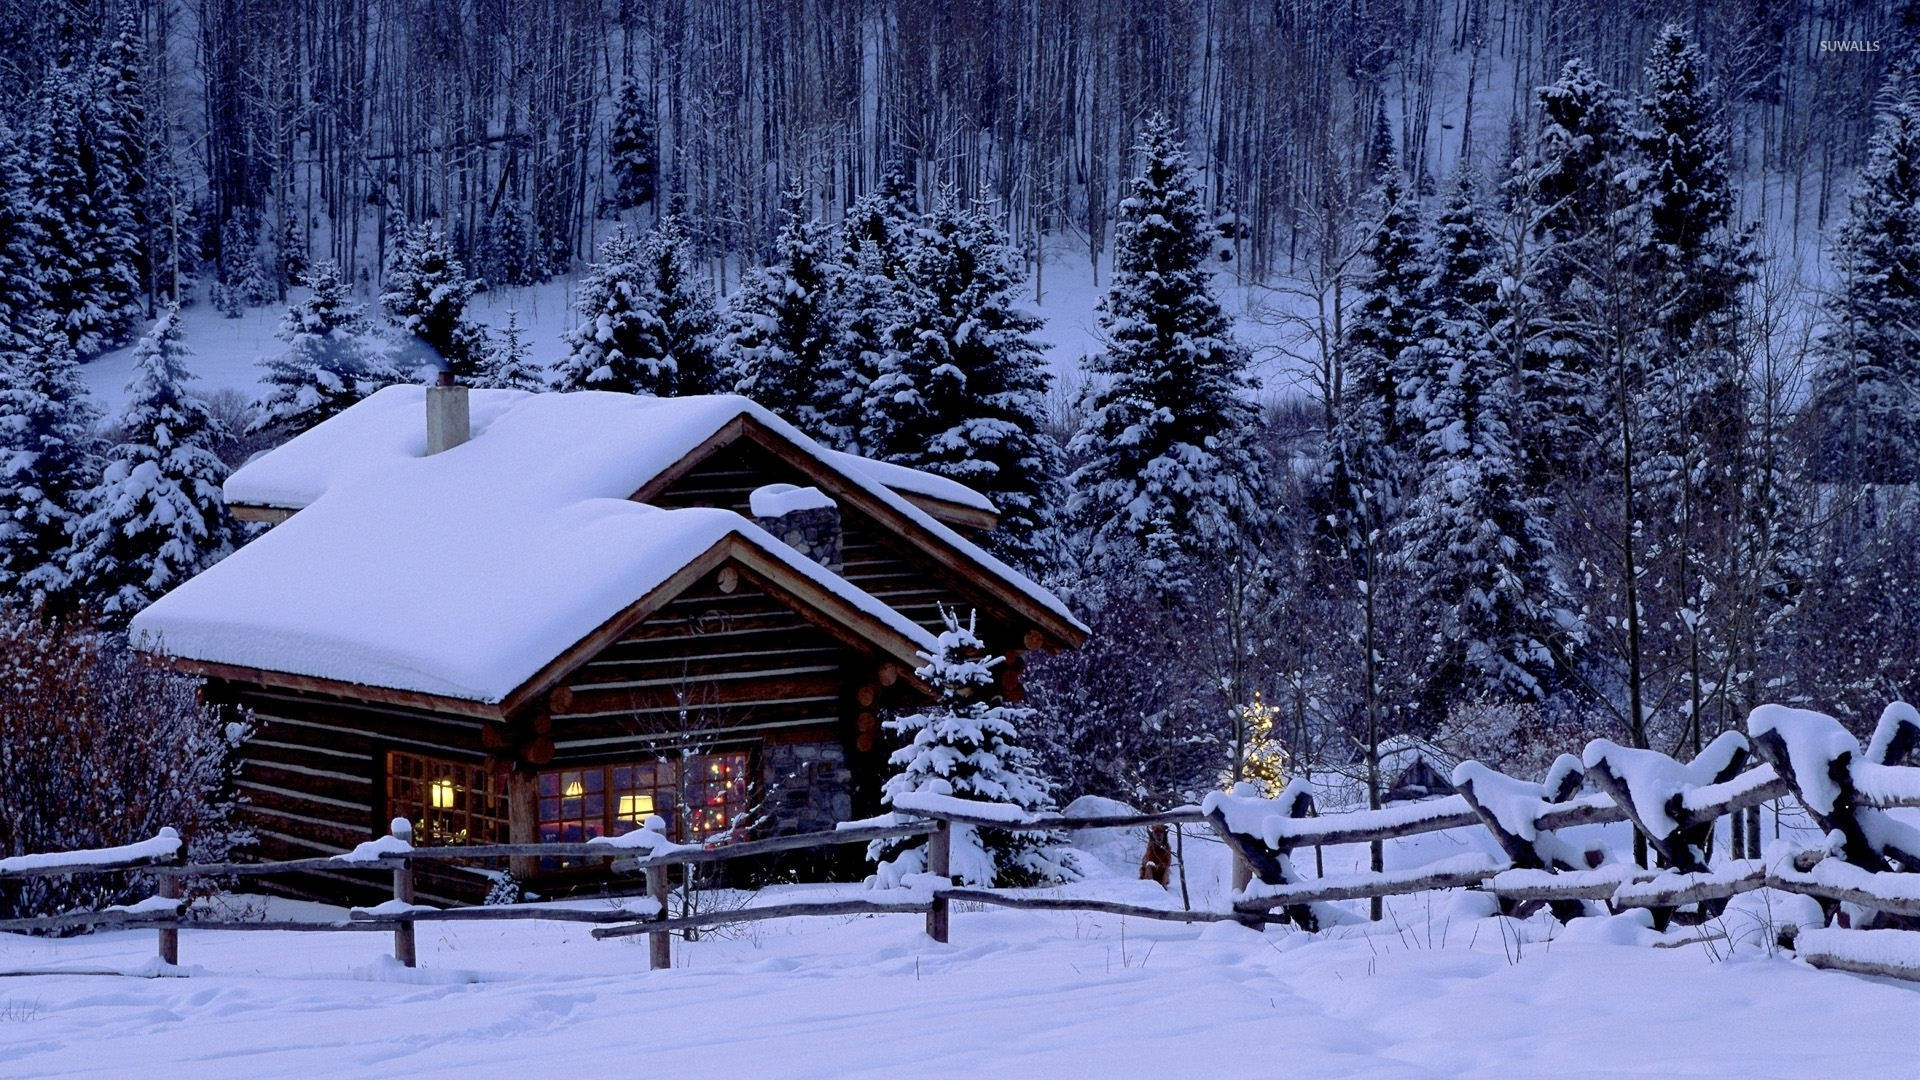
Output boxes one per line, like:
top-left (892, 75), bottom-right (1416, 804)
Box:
top-left (0, 0), bottom-right (1917, 848)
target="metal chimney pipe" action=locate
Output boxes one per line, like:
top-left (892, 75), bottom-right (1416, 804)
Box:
top-left (425, 370), bottom-right (470, 455)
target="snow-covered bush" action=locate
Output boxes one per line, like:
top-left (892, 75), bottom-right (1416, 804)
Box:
top-left (868, 610), bottom-right (1076, 888)
top-left (0, 609), bottom-right (248, 922)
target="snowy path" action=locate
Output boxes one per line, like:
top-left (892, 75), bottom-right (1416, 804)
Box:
top-left (0, 889), bottom-right (1912, 1080)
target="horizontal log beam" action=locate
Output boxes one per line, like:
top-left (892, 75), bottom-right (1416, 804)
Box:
top-left (936, 889), bottom-right (1248, 923)
top-left (593, 898), bottom-right (933, 938)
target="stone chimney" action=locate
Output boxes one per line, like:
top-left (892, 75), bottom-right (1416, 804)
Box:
top-left (425, 370), bottom-right (470, 455)
top-left (750, 484), bottom-right (841, 573)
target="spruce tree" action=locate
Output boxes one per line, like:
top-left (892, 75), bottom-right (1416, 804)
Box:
top-left (609, 76), bottom-right (658, 215)
top-left (212, 208), bottom-right (274, 317)
top-left (474, 310), bottom-right (547, 391)
top-left (381, 220), bottom-right (488, 380)
top-left (867, 610), bottom-right (1075, 888)
top-left (1394, 171), bottom-right (1564, 710)
top-left (1807, 72), bottom-right (1920, 483)
top-left (555, 220), bottom-right (725, 396)
top-left (0, 121), bottom-right (46, 350)
top-left (0, 317), bottom-right (100, 605)
top-left (1512, 59), bottom-right (1635, 485)
top-left (835, 168), bottom-right (920, 451)
top-left (253, 261), bottom-right (400, 433)
top-left (1067, 119), bottom-right (1270, 588)
top-left (866, 200), bottom-right (1060, 569)
top-left (66, 307), bottom-right (239, 623)
top-left (33, 65), bottom-right (141, 358)
top-left (729, 201), bottom-right (849, 442)
top-left (1340, 152), bottom-right (1427, 499)
top-left (96, 10), bottom-right (153, 310)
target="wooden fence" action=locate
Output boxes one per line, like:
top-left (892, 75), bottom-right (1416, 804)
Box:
top-left (7, 703), bottom-right (1920, 983)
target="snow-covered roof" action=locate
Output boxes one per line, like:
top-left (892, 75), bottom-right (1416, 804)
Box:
top-left (225, 388), bottom-right (998, 518)
top-left (823, 450), bottom-right (997, 515)
top-left (135, 388), bottom-right (1084, 702)
top-left (223, 388), bottom-right (1074, 634)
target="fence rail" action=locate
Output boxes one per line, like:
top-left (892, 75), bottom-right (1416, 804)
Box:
top-left (9, 703), bottom-right (1920, 982)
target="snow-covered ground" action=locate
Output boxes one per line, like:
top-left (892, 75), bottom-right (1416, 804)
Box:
top-left (1, 817), bottom-right (1910, 1079)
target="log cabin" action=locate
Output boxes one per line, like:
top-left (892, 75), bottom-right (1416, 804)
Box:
top-left (130, 385), bottom-right (1086, 902)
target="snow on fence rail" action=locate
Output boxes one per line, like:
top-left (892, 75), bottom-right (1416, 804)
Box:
top-left (11, 702), bottom-right (1920, 982)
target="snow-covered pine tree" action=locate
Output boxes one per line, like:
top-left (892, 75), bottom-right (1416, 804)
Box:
top-left (96, 9), bottom-right (153, 311)
top-left (253, 261), bottom-right (400, 434)
top-left (1512, 58), bottom-right (1635, 485)
top-left (1628, 25), bottom-right (1762, 749)
top-left (0, 317), bottom-right (100, 606)
top-left (211, 208), bottom-right (274, 318)
top-left (1393, 169), bottom-right (1564, 712)
top-left (867, 609), bottom-right (1075, 888)
top-left (32, 64), bottom-right (141, 358)
top-left (554, 219), bottom-right (726, 396)
top-left (834, 168), bottom-right (920, 452)
top-left (381, 220), bottom-right (488, 381)
top-left (474, 310), bottom-right (547, 391)
top-left (1808, 70), bottom-right (1920, 484)
top-left (728, 199), bottom-right (850, 442)
top-left (609, 76), bottom-right (658, 216)
top-left (0, 121), bottom-right (46, 350)
top-left (865, 199), bottom-right (1060, 569)
top-left (1067, 118), bottom-right (1270, 588)
top-left (1339, 149), bottom-right (1427, 500)
top-left (66, 306), bottom-right (240, 624)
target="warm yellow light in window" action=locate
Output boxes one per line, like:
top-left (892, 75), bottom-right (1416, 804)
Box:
top-left (563, 777), bottom-right (584, 798)
top-left (618, 793), bottom-right (655, 820)
top-left (429, 778), bottom-right (455, 810)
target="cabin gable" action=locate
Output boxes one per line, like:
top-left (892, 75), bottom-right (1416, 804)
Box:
top-left (642, 429), bottom-right (1064, 655)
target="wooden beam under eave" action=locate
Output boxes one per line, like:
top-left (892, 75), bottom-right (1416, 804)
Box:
top-left (231, 504), bottom-right (297, 524)
top-left (727, 540), bottom-right (931, 691)
top-left (158, 657), bottom-right (507, 720)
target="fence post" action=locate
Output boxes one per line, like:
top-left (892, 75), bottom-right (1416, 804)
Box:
top-left (156, 846), bottom-right (183, 967)
top-left (391, 819), bottom-right (417, 968)
top-left (925, 819), bottom-right (951, 944)
top-left (646, 863), bottom-right (671, 970)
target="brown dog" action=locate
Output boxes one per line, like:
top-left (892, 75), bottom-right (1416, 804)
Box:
top-left (1139, 823), bottom-right (1172, 887)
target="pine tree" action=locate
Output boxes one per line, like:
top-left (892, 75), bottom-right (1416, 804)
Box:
top-left (554, 220), bottom-right (725, 396)
top-left (96, 10), bottom-right (153, 310)
top-left (0, 317), bottom-right (100, 605)
top-left (0, 121), bottom-right (47, 350)
top-left (609, 76), bottom-right (658, 215)
top-left (32, 64), bottom-right (141, 358)
top-left (835, 168), bottom-right (920, 451)
top-left (1340, 151), bottom-right (1427, 499)
top-left (1393, 170), bottom-right (1565, 711)
top-left (729, 201), bottom-right (849, 441)
top-left (253, 261), bottom-right (400, 434)
top-left (1629, 25), bottom-right (1760, 749)
top-left (474, 310), bottom-right (547, 391)
top-left (866, 200), bottom-right (1060, 569)
top-left (211, 208), bottom-right (274, 318)
top-left (1067, 118), bottom-right (1270, 588)
top-left (66, 307), bottom-right (239, 623)
top-left (381, 220), bottom-right (488, 381)
top-left (1512, 59), bottom-right (1636, 485)
top-left (1808, 71), bottom-right (1920, 483)
top-left (867, 610), bottom-right (1075, 888)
